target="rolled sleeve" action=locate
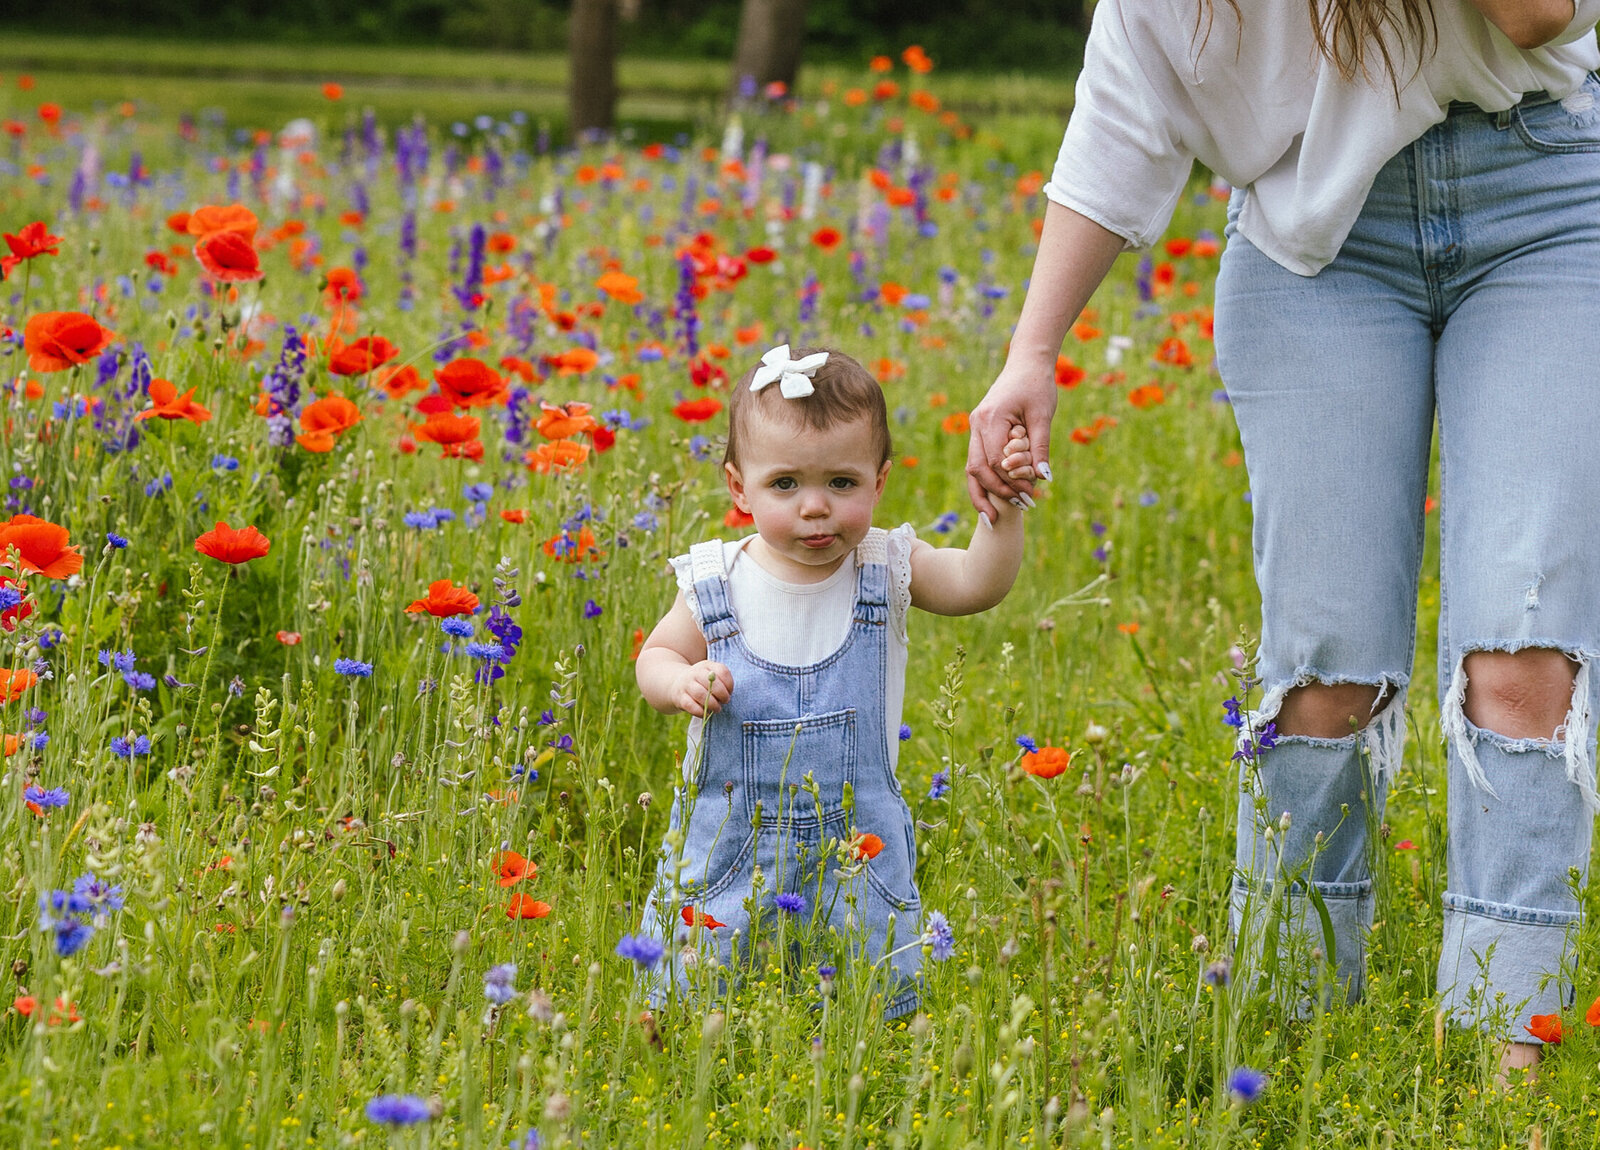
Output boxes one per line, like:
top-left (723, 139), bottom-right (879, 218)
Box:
top-left (1552, 0), bottom-right (1600, 44)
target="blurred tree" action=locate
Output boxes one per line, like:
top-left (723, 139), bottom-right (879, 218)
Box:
top-left (729, 0), bottom-right (806, 97)
top-left (569, 0), bottom-right (618, 135)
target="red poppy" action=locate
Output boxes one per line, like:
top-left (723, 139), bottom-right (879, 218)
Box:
top-left (23, 311), bottom-right (116, 373)
top-left (940, 412), bottom-right (970, 435)
top-left (506, 895), bottom-right (551, 919)
top-left (1525, 1013), bottom-right (1562, 1045)
top-left (1021, 746), bottom-right (1071, 779)
top-left (328, 336), bottom-right (399, 376)
top-left (673, 397), bottom-right (723, 423)
top-left (322, 82), bottom-right (343, 101)
top-left (193, 521), bottom-right (271, 565)
top-left (1393, 839), bottom-right (1416, 851)
top-left (849, 833), bottom-right (884, 861)
top-left (542, 526), bottom-right (604, 563)
top-left (680, 905), bottom-right (727, 929)
top-left (526, 441), bottom-right (589, 474)
top-left (1154, 337), bottom-right (1193, 368)
top-left (194, 231), bottom-right (263, 282)
top-left (1587, 995), bottom-right (1600, 1027)
top-left (406, 579), bottom-right (479, 618)
top-left (745, 246), bottom-right (776, 264)
top-left (133, 377), bottom-right (212, 424)
top-left (434, 358), bottom-right (508, 408)
top-left (186, 203), bottom-right (259, 242)
top-left (0, 667), bottom-right (38, 703)
top-left (0, 576), bottom-right (29, 632)
top-left (323, 267), bottom-right (363, 307)
top-left (500, 509), bottom-right (527, 524)
top-left (1055, 356), bottom-right (1086, 388)
top-left (365, 365), bottom-right (419, 400)
top-left (492, 850), bottom-right (537, 886)
top-left (536, 401), bottom-right (598, 440)
top-left (724, 507), bottom-right (754, 528)
top-left (595, 271), bottom-right (642, 304)
top-left (811, 227), bottom-right (842, 252)
top-left (1, 221), bottom-right (62, 280)
top-left (0, 515), bottom-right (82, 579)
top-left (276, 631), bottom-right (302, 645)
top-left (410, 410), bottom-right (481, 449)
top-left (550, 348), bottom-right (600, 376)
top-left (1128, 384), bottom-right (1166, 409)
top-left (296, 394), bottom-right (363, 453)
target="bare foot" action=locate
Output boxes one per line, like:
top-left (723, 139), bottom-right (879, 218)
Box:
top-left (1496, 1041), bottom-right (1541, 1092)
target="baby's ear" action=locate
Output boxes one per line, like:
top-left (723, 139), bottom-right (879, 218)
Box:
top-left (725, 462), bottom-right (751, 511)
top-left (874, 459), bottom-right (892, 499)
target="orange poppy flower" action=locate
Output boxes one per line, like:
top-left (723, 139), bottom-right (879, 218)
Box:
top-left (486, 232), bottom-right (516, 254)
top-left (1021, 747), bottom-right (1071, 779)
top-left (1586, 995), bottom-right (1600, 1027)
top-left (551, 347), bottom-right (600, 376)
top-left (673, 397), bottom-right (723, 423)
top-left (724, 507), bottom-right (754, 528)
top-left (595, 271), bottom-right (643, 305)
top-left (0, 515), bottom-right (82, 579)
top-left (406, 579), bottom-right (479, 618)
top-left (133, 377), bottom-right (212, 424)
top-left (1, 221), bottom-right (62, 280)
top-left (1055, 357), bottom-right (1086, 388)
top-left (0, 576), bottom-right (29, 633)
top-left (526, 441), bottom-right (590, 474)
top-left (849, 833), bottom-right (884, 861)
top-left (810, 227), bottom-right (842, 252)
top-left (506, 895), bottom-right (551, 919)
top-left (374, 363), bottom-right (425, 398)
top-left (165, 211), bottom-right (191, 234)
top-left (194, 231), bottom-right (263, 282)
top-left (23, 311), bottom-right (116, 373)
top-left (328, 336), bottom-right (399, 376)
top-left (873, 80), bottom-right (900, 101)
top-left (296, 394), bottom-right (363, 453)
top-left (1154, 336), bottom-right (1193, 368)
top-left (680, 905), bottom-right (726, 929)
top-left (492, 850), bottom-right (537, 886)
top-left (411, 410), bottom-right (482, 450)
top-left (321, 82), bottom-right (343, 101)
top-left (0, 667), bottom-right (38, 703)
top-left (322, 267), bottom-right (363, 306)
top-left (193, 521), bottom-right (271, 565)
top-left (1525, 1013), bottom-right (1562, 1044)
top-left (186, 203), bottom-right (258, 242)
top-left (941, 412), bottom-right (970, 435)
top-left (500, 509), bottom-right (527, 524)
top-left (1128, 384), bottom-right (1166, 409)
top-left (536, 400), bottom-right (599, 440)
top-left (542, 526), bottom-right (604, 563)
top-left (276, 631), bottom-right (301, 645)
top-left (434, 358), bottom-right (508, 408)
top-left (499, 356), bottom-right (537, 382)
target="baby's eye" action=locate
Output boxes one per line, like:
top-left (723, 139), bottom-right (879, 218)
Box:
top-left (829, 477), bottom-right (858, 490)
top-left (771, 476), bottom-right (797, 491)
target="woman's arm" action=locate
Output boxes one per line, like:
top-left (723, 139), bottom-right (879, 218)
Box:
top-left (1468, 0), bottom-right (1575, 48)
top-left (965, 200), bottom-right (1126, 518)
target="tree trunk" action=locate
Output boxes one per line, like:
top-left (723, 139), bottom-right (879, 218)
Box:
top-left (730, 0), bottom-right (809, 99)
top-left (569, 0), bottom-right (618, 138)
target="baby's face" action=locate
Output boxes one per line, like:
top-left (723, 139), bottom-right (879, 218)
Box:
top-left (725, 409), bottom-right (890, 583)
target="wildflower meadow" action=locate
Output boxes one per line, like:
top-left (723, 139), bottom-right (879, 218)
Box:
top-left (0, 47), bottom-right (1598, 1150)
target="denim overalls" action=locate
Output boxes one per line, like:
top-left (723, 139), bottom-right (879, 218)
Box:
top-left (640, 529), bottom-right (922, 1018)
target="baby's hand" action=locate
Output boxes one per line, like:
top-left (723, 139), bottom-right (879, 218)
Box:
top-left (671, 660), bottom-right (733, 717)
top-left (1000, 425), bottom-right (1035, 483)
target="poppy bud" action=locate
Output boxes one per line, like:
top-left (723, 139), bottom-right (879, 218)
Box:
top-left (331, 879), bottom-right (347, 902)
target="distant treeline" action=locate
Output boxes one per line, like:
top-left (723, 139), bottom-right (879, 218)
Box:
top-left (0, 0), bottom-right (1090, 71)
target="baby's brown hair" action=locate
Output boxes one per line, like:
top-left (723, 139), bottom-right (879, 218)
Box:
top-left (723, 347), bottom-right (893, 469)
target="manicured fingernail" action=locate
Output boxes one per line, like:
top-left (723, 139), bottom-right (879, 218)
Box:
top-left (1018, 492), bottom-right (1037, 509)
top-left (1009, 498), bottom-right (1026, 511)
top-left (979, 512), bottom-right (992, 531)
top-left (1038, 462), bottom-right (1053, 482)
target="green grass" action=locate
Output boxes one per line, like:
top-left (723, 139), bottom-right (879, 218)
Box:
top-left (0, 51), bottom-right (1594, 1150)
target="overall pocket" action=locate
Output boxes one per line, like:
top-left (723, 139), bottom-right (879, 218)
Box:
top-left (742, 709), bottom-right (857, 825)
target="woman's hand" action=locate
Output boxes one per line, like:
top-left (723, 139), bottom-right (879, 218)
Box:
top-left (966, 360), bottom-right (1058, 519)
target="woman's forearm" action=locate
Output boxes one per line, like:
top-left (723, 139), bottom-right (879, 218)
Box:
top-left (1006, 199), bottom-right (1129, 371)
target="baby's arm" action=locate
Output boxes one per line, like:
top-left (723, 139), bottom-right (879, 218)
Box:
top-left (635, 592), bottom-right (734, 716)
top-left (909, 427), bottom-right (1029, 616)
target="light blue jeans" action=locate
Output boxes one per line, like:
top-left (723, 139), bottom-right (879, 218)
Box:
top-left (1214, 77), bottom-right (1600, 1039)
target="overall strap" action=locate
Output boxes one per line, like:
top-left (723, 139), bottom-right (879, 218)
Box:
top-left (853, 527), bottom-right (890, 625)
top-left (687, 539), bottom-right (740, 642)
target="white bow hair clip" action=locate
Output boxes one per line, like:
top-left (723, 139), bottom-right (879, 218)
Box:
top-left (749, 344), bottom-right (828, 399)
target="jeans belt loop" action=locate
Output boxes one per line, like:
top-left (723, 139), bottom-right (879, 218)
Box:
top-left (1494, 107), bottom-right (1514, 131)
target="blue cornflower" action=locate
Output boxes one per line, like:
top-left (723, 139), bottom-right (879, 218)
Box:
top-left (1139, 490), bottom-right (1159, 507)
top-left (429, 507), bottom-right (455, 526)
top-left (923, 911), bottom-right (955, 961)
top-left (932, 511), bottom-right (959, 535)
top-left (774, 893), bottom-right (805, 914)
top-left (109, 735), bottom-right (151, 757)
top-left (0, 586), bottom-right (21, 611)
top-left (45, 913), bottom-right (94, 958)
top-left (688, 435), bottom-right (715, 462)
top-left (1093, 544), bottom-right (1109, 563)
top-left (464, 641), bottom-right (504, 661)
top-left (1226, 1066), bottom-right (1267, 1106)
top-left (403, 511), bottom-right (436, 530)
top-left (614, 933), bottom-right (664, 968)
top-left (441, 617), bottom-right (474, 638)
top-left (366, 1094), bottom-right (432, 1125)
top-left (105, 532), bottom-right (129, 549)
top-left (1202, 958), bottom-right (1231, 987)
top-left (1223, 697), bottom-right (1244, 728)
top-left (23, 785), bottom-right (69, 809)
top-left (632, 511), bottom-right (659, 532)
top-left (72, 872), bottom-right (126, 913)
top-left (538, 710), bottom-right (556, 726)
top-left (508, 1130), bottom-right (542, 1150)
top-left (334, 658), bottom-right (374, 677)
top-left (211, 454), bottom-right (240, 471)
top-left (98, 649), bottom-right (137, 674)
top-left (582, 599), bottom-right (603, 619)
top-left (1015, 734), bottom-right (1039, 754)
top-left (1090, 520), bottom-right (1107, 537)
top-left (637, 345), bottom-right (664, 362)
top-left (818, 964), bottom-right (836, 981)
top-left (899, 723), bottom-right (912, 741)
top-left (40, 889), bottom-right (93, 915)
top-left (483, 962), bottom-right (518, 1005)
top-left (463, 482), bottom-right (495, 503)
top-left (122, 670), bottom-right (156, 692)
top-left (927, 769), bottom-right (950, 800)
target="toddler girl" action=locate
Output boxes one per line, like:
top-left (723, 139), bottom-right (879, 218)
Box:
top-left (635, 344), bottom-right (1029, 1017)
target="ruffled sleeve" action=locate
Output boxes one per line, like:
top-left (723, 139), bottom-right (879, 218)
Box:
top-left (886, 523), bottom-right (918, 642)
top-left (665, 551), bottom-right (702, 628)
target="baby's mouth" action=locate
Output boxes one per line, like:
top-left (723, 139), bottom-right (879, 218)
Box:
top-left (800, 534), bottom-right (835, 548)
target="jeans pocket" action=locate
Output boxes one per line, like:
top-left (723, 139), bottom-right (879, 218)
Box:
top-left (742, 709), bottom-right (857, 823)
top-left (1513, 76), bottom-right (1600, 154)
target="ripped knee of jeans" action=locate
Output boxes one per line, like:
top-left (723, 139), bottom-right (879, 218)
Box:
top-left (1441, 644), bottom-right (1600, 812)
top-left (1242, 671), bottom-right (1409, 787)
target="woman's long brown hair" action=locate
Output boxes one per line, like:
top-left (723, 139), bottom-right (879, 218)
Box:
top-left (1197, 0), bottom-right (1437, 93)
